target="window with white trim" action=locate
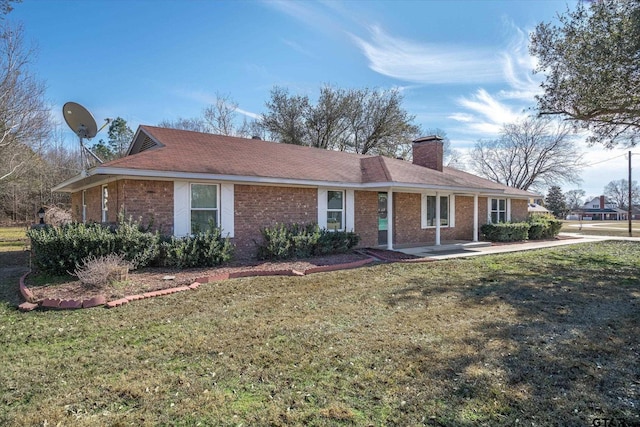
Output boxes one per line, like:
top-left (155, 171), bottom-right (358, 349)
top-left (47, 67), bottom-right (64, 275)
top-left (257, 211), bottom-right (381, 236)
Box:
top-left (190, 183), bottom-right (219, 233)
top-left (490, 198), bottom-right (507, 223)
top-left (423, 195), bottom-right (449, 227)
top-left (327, 190), bottom-right (344, 231)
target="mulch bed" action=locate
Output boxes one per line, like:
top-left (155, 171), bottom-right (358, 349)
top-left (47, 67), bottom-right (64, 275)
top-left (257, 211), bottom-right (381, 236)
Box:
top-left (26, 252), bottom-right (374, 302)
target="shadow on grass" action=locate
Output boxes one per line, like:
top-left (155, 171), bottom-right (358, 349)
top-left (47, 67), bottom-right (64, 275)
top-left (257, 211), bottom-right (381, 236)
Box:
top-left (386, 241), bottom-right (640, 426)
top-left (0, 249), bottom-right (30, 307)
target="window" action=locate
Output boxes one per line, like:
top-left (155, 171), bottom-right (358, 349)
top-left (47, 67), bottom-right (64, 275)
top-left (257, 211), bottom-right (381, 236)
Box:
top-left (101, 185), bottom-right (108, 222)
top-left (424, 195), bottom-right (449, 227)
top-left (190, 184), bottom-right (218, 233)
top-left (327, 190), bottom-right (344, 231)
top-left (490, 198), bottom-right (507, 223)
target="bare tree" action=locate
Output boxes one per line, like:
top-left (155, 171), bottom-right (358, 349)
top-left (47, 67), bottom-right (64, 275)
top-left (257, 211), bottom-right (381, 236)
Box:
top-left (261, 85), bottom-right (420, 157)
top-left (261, 86), bottom-right (309, 146)
top-left (423, 128), bottom-right (464, 168)
top-left (158, 117), bottom-right (208, 133)
top-left (203, 92), bottom-right (240, 136)
top-left (564, 189), bottom-right (586, 209)
top-left (0, 22), bottom-right (52, 183)
top-left (604, 179), bottom-right (640, 210)
top-left (470, 116), bottom-right (583, 191)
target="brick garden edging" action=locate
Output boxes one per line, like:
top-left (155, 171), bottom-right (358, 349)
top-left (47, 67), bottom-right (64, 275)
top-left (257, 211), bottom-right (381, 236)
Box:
top-left (18, 257), bottom-right (378, 312)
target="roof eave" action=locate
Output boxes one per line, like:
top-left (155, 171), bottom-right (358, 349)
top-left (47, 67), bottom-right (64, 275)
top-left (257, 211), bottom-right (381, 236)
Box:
top-left (52, 166), bottom-right (535, 198)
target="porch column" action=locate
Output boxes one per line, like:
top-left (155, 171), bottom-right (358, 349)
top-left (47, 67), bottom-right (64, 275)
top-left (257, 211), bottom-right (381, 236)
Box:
top-left (435, 191), bottom-right (441, 245)
top-left (473, 193), bottom-right (479, 242)
top-left (386, 189), bottom-right (394, 250)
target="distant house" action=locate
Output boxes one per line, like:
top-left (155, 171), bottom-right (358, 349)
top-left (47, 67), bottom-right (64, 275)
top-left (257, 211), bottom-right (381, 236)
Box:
top-left (528, 201), bottom-right (550, 215)
top-left (572, 196), bottom-right (627, 220)
top-left (53, 127), bottom-right (537, 259)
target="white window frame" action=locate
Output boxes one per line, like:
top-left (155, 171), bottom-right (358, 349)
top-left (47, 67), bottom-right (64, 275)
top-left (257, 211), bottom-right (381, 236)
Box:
top-left (174, 181), bottom-right (234, 237)
top-left (326, 190), bottom-right (345, 231)
top-left (317, 188), bottom-right (354, 232)
top-left (190, 183), bottom-right (220, 233)
top-left (101, 185), bottom-right (108, 223)
top-left (488, 198), bottom-right (508, 223)
top-left (421, 194), bottom-right (455, 229)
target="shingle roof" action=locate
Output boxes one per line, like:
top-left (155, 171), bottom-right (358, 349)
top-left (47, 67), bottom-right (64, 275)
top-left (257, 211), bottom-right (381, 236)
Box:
top-left (58, 125), bottom-right (535, 197)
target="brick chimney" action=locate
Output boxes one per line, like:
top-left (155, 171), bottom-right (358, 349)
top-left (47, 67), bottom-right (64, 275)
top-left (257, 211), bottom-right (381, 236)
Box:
top-left (600, 195), bottom-right (605, 209)
top-left (412, 135), bottom-right (444, 172)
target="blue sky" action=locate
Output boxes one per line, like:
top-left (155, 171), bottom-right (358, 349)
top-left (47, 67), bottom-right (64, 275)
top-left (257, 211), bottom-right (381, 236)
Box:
top-left (10, 0), bottom-right (635, 200)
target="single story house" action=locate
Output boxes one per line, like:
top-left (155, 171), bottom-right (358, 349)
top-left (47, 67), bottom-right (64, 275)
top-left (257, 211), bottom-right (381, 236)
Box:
top-left (53, 126), bottom-right (536, 259)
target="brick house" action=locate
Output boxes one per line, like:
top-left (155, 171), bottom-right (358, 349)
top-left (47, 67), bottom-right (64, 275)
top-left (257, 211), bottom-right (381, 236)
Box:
top-left (53, 126), bottom-right (536, 259)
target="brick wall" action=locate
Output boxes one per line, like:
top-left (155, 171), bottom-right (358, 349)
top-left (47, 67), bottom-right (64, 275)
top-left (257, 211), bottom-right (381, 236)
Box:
top-left (234, 184), bottom-right (317, 259)
top-left (70, 179), bottom-right (174, 233)
top-left (510, 199), bottom-right (529, 222)
top-left (393, 193), bottom-right (459, 245)
top-left (354, 191), bottom-right (378, 247)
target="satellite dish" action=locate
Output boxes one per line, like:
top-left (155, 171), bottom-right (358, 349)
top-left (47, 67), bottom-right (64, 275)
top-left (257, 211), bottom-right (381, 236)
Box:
top-left (62, 102), bottom-right (109, 170)
top-left (63, 102), bottom-right (98, 139)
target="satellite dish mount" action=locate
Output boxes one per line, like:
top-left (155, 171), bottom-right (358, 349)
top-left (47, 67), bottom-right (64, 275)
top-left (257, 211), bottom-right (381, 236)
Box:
top-left (63, 102), bottom-right (109, 171)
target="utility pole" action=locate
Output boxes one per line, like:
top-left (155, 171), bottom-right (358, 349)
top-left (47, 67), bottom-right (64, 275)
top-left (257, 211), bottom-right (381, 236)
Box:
top-left (629, 150), bottom-right (632, 237)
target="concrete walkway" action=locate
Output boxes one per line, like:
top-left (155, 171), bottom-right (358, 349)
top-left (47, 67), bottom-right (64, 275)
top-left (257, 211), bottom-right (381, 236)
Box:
top-left (394, 233), bottom-right (640, 260)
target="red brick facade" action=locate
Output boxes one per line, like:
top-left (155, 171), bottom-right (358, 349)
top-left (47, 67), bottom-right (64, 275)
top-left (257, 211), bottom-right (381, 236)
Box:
top-left (71, 179), bottom-right (531, 259)
top-left (70, 179), bottom-right (173, 233)
top-left (233, 184), bottom-right (317, 258)
top-left (354, 191), bottom-right (378, 248)
top-left (392, 193), bottom-right (477, 245)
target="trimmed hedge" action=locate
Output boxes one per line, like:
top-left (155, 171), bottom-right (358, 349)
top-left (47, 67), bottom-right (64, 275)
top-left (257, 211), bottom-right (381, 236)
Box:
top-left (160, 226), bottom-right (234, 268)
top-left (27, 217), bottom-right (160, 275)
top-left (480, 222), bottom-right (530, 242)
top-left (28, 217), bottom-right (236, 275)
top-left (480, 216), bottom-right (562, 242)
top-left (256, 223), bottom-right (360, 260)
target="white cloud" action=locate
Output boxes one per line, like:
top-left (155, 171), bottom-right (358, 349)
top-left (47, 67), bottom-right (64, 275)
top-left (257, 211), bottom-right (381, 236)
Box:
top-left (350, 25), bottom-right (503, 85)
top-left (450, 23), bottom-right (543, 137)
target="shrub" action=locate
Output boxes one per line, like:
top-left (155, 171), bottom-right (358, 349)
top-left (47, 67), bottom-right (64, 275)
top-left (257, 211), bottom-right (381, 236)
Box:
top-left (256, 223), bottom-right (360, 260)
top-left (27, 215), bottom-right (160, 275)
top-left (481, 216), bottom-right (563, 243)
top-left (480, 222), bottom-right (529, 242)
top-left (160, 223), bottom-right (234, 268)
top-left (527, 215), bottom-right (562, 239)
top-left (73, 254), bottom-right (133, 288)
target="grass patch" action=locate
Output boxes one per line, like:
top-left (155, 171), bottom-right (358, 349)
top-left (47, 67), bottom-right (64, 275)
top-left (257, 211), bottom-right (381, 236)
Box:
top-left (562, 220), bottom-right (640, 237)
top-left (0, 227), bottom-right (28, 253)
top-left (0, 241), bottom-right (639, 426)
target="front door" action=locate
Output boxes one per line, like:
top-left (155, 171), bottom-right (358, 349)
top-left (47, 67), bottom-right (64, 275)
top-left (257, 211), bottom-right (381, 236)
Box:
top-left (378, 192), bottom-right (387, 245)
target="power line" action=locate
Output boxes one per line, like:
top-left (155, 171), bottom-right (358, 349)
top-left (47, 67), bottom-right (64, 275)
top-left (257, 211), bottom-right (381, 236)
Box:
top-left (585, 152), bottom-right (639, 167)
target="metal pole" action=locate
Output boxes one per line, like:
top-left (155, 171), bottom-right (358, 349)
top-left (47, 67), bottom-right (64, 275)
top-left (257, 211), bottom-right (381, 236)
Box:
top-left (629, 150), bottom-right (632, 237)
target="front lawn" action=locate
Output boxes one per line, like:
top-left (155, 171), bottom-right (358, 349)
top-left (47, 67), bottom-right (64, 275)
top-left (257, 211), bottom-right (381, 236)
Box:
top-left (1, 241), bottom-right (639, 426)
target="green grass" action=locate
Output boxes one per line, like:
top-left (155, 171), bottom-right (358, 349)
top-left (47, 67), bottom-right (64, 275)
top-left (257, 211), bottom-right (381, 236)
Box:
top-left (561, 220), bottom-right (640, 237)
top-left (0, 227), bottom-right (28, 253)
top-left (1, 238), bottom-right (639, 426)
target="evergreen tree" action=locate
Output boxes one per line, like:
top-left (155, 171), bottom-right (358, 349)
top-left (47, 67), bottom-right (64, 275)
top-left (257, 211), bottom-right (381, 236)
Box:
top-left (545, 186), bottom-right (567, 219)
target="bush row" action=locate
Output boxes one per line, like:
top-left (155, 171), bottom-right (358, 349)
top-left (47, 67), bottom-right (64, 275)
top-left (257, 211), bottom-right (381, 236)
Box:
top-left (28, 218), bottom-right (360, 275)
top-left (256, 223), bottom-right (360, 260)
top-left (480, 215), bottom-right (562, 242)
top-left (27, 217), bottom-right (233, 275)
